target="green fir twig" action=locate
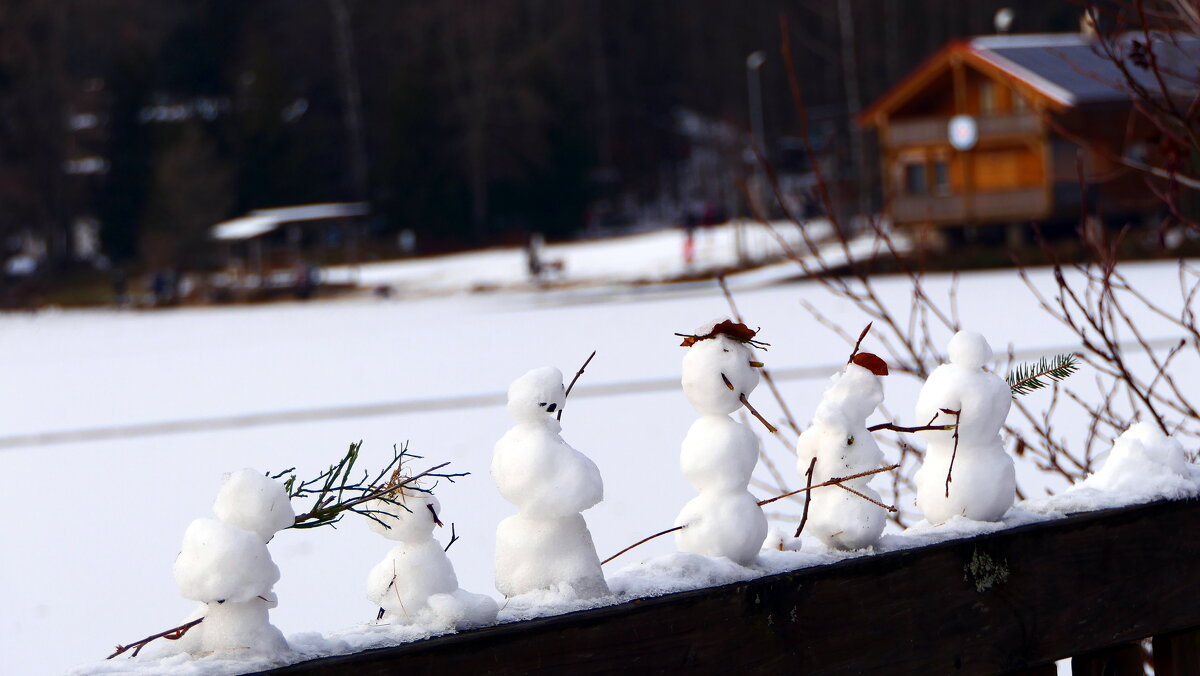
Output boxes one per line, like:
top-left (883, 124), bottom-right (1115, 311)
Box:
top-left (1006, 354), bottom-right (1081, 396)
top-left (271, 441), bottom-right (468, 530)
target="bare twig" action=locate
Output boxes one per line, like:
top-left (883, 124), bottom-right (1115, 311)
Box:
top-left (794, 457), bottom-right (817, 537)
top-left (847, 322), bottom-right (873, 363)
top-left (444, 523), bottom-right (459, 552)
top-left (759, 464), bottom-right (900, 506)
top-left (601, 526), bottom-right (683, 566)
top-left (943, 409), bottom-right (962, 498)
top-left (558, 350), bottom-right (597, 421)
top-left (867, 422), bottom-right (955, 434)
top-left (834, 482), bottom-right (898, 513)
top-left (740, 393), bottom-right (779, 434)
top-left (107, 617), bottom-right (204, 659)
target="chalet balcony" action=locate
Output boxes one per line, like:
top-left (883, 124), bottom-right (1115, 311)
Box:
top-left (888, 111), bottom-right (1042, 147)
top-left (893, 187), bottom-right (1050, 225)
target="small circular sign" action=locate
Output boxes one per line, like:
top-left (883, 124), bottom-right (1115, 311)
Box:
top-left (948, 114), bottom-right (978, 151)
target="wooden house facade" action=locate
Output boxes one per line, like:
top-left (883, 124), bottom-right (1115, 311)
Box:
top-left (860, 33), bottom-right (1197, 240)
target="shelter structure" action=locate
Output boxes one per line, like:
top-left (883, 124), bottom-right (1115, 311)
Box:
top-left (859, 33), bottom-right (1198, 244)
top-left (210, 202), bottom-right (368, 298)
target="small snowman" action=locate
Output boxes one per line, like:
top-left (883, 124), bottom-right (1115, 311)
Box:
top-left (673, 319), bottom-right (768, 566)
top-left (365, 486), bottom-right (498, 628)
top-left (795, 353), bottom-right (889, 550)
top-left (914, 331), bottom-right (1015, 524)
top-left (492, 366), bottom-right (609, 598)
top-left (165, 469), bottom-right (295, 657)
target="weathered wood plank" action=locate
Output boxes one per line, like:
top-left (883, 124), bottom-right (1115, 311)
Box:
top-left (1071, 643), bottom-right (1145, 675)
top-left (259, 498), bottom-right (1200, 676)
top-left (1154, 627), bottom-right (1200, 676)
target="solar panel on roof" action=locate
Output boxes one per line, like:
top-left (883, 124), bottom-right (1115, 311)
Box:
top-left (973, 33), bottom-right (1200, 105)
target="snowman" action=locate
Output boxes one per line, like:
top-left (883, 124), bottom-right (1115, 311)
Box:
top-left (795, 354), bottom-right (889, 550)
top-left (491, 366), bottom-right (609, 598)
top-left (673, 319), bottom-right (768, 566)
top-left (914, 331), bottom-right (1014, 524)
top-left (365, 487), bottom-right (498, 628)
top-left (164, 469), bottom-right (295, 657)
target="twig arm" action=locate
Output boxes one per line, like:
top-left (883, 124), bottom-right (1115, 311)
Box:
top-left (107, 617), bottom-right (204, 659)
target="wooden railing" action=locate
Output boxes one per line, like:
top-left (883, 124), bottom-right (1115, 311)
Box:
top-left (888, 112), bottom-right (1042, 147)
top-left (257, 498), bottom-right (1200, 675)
top-left (894, 187), bottom-right (1050, 224)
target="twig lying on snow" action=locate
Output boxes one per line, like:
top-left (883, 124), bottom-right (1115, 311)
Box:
top-left (107, 617), bottom-right (204, 659)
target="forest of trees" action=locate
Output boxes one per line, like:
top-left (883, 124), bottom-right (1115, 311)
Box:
top-left (0, 0), bottom-right (1084, 274)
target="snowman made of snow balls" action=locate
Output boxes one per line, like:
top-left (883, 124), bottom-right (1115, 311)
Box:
top-left (673, 319), bottom-right (768, 566)
top-left (491, 366), bottom-right (609, 599)
top-left (914, 330), bottom-right (1015, 524)
top-left (365, 487), bottom-right (498, 628)
top-left (795, 353), bottom-right (890, 551)
top-left (166, 469), bottom-right (295, 657)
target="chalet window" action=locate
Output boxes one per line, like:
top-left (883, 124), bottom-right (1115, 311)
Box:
top-left (903, 162), bottom-right (927, 195)
top-left (933, 160), bottom-right (951, 195)
top-left (1013, 90), bottom-right (1029, 112)
top-left (980, 80), bottom-right (996, 114)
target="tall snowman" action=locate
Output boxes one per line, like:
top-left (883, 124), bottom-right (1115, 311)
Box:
top-left (795, 354), bottom-right (889, 550)
top-left (492, 367), bottom-right (609, 598)
top-left (365, 487), bottom-right (498, 628)
top-left (914, 330), bottom-right (1015, 524)
top-left (674, 319), bottom-right (768, 566)
top-left (165, 469), bottom-right (295, 657)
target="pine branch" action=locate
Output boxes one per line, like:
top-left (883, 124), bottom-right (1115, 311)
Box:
top-left (1006, 354), bottom-right (1081, 396)
top-left (272, 442), bottom-right (468, 530)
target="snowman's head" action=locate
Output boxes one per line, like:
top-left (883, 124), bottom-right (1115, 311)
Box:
top-left (506, 366), bottom-right (567, 424)
top-left (366, 489), bottom-right (443, 542)
top-left (213, 469), bottom-right (296, 543)
top-left (815, 363), bottom-right (883, 423)
top-left (948, 330), bottom-right (993, 370)
top-left (681, 335), bottom-right (761, 415)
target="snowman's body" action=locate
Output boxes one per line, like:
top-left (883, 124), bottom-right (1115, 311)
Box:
top-left (674, 331), bottom-right (767, 566)
top-left (165, 470), bottom-right (294, 657)
top-left (795, 364), bottom-right (887, 550)
top-left (492, 367), bottom-right (608, 598)
top-left (914, 331), bottom-right (1015, 524)
top-left (366, 491), bottom-right (498, 627)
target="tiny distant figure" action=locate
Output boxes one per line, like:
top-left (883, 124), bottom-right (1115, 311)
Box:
top-left (294, 261), bottom-right (316, 300)
top-left (151, 270), bottom-right (169, 306)
top-left (683, 223), bottom-right (696, 267)
top-left (526, 232), bottom-right (544, 280)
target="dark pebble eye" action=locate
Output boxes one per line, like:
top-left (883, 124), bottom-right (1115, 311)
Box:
top-left (847, 436), bottom-right (855, 445)
top-left (723, 348), bottom-right (729, 353)
top-left (546, 402), bottom-right (558, 413)
top-left (538, 402), bottom-right (547, 407)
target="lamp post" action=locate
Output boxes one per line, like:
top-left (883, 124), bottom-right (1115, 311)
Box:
top-left (743, 50), bottom-right (767, 266)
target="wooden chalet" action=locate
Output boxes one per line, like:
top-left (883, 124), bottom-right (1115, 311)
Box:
top-left (860, 33), bottom-right (1198, 241)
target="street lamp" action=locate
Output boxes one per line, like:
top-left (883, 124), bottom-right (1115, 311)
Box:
top-left (743, 50), bottom-right (767, 266)
top-left (746, 50), bottom-right (767, 156)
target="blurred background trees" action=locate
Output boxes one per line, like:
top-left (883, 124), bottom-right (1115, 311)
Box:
top-left (0, 0), bottom-right (1084, 273)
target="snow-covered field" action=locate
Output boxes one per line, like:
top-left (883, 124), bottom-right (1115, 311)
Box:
top-left (1, 239), bottom-right (1195, 675)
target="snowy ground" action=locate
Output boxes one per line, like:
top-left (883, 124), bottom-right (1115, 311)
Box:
top-left (321, 219), bottom-right (836, 294)
top-left (1, 237), bottom-right (1195, 675)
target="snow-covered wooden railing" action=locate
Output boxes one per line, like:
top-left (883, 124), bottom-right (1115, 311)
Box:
top-left (253, 497), bottom-right (1200, 675)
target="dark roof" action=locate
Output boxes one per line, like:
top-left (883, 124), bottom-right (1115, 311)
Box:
top-left (970, 33), bottom-right (1200, 106)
